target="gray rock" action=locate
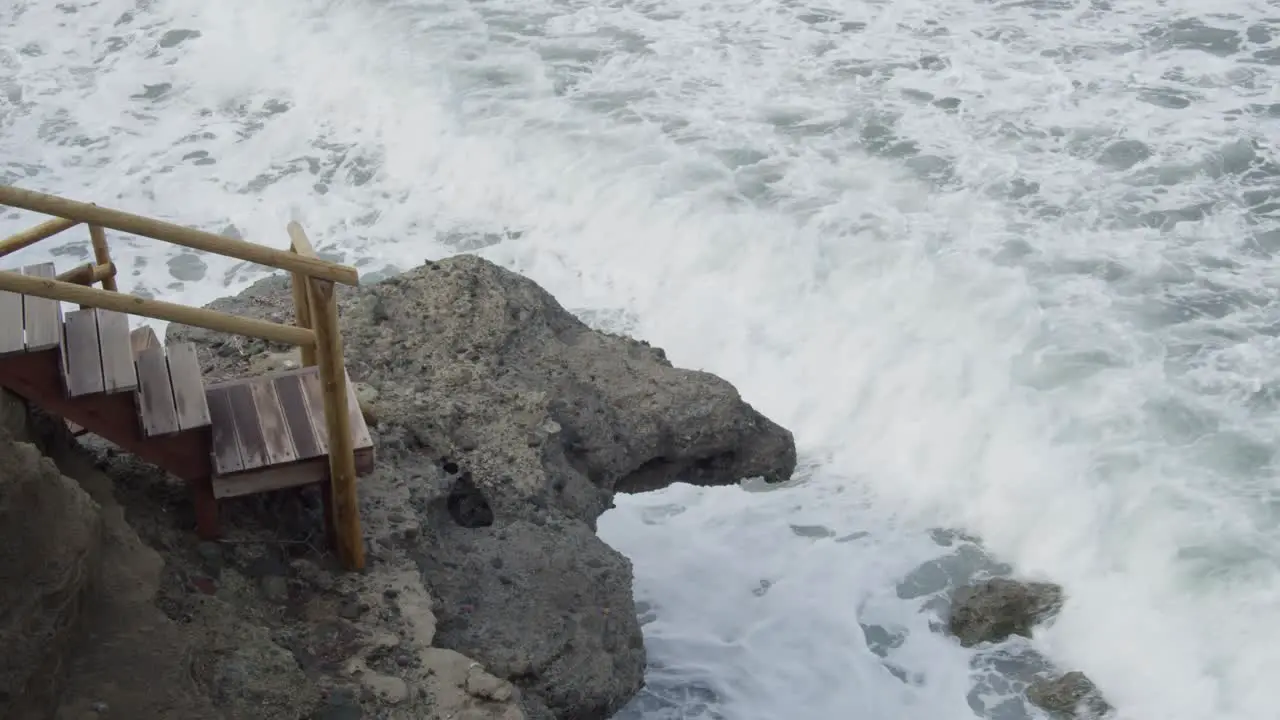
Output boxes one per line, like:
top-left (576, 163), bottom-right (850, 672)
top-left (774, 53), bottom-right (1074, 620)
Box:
top-left (1028, 671), bottom-right (1111, 719)
top-left (947, 577), bottom-right (1064, 647)
top-left (207, 622), bottom-right (317, 714)
top-left (0, 392), bottom-right (104, 720)
top-left (166, 255), bottom-right (798, 720)
top-left (260, 575), bottom-right (290, 604)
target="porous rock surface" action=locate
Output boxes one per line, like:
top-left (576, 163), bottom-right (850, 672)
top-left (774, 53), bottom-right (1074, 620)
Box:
top-left (167, 254), bottom-right (797, 719)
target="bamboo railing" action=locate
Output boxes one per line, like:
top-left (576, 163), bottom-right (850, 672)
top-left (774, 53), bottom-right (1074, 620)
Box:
top-left (0, 185), bottom-right (366, 571)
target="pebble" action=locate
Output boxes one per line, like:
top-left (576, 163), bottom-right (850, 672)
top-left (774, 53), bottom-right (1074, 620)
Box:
top-left (261, 575), bottom-right (290, 604)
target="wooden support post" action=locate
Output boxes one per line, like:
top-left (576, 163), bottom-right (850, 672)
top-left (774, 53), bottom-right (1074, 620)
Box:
top-left (307, 277), bottom-right (363, 570)
top-left (88, 224), bottom-right (117, 291)
top-left (287, 222), bottom-right (317, 367)
top-left (0, 217), bottom-right (79, 258)
top-left (291, 271), bottom-right (315, 366)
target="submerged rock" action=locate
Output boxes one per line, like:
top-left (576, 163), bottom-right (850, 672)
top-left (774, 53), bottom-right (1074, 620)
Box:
top-left (947, 577), bottom-right (1064, 647)
top-left (946, 577), bottom-right (1112, 719)
top-left (168, 254), bottom-right (798, 719)
top-left (1028, 671), bottom-right (1111, 719)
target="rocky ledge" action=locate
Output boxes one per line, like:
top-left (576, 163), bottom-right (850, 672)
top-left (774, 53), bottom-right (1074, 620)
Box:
top-left (0, 254), bottom-right (796, 720)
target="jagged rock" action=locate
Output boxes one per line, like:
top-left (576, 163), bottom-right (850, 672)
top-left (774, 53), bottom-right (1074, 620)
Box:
top-left (1028, 671), bottom-right (1111, 719)
top-left (167, 255), bottom-right (798, 719)
top-left (0, 391), bottom-right (104, 720)
top-left (947, 577), bottom-right (1064, 647)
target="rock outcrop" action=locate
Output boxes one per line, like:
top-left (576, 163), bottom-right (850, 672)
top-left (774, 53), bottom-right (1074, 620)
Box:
top-left (947, 577), bottom-right (1064, 648)
top-left (948, 578), bottom-right (1111, 719)
top-left (164, 254), bottom-right (798, 719)
top-left (0, 391), bottom-right (103, 720)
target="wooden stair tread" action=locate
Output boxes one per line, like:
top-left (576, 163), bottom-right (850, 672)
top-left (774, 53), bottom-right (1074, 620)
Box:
top-left (1, 263), bottom-right (63, 354)
top-left (21, 263), bottom-right (61, 351)
top-left (63, 308), bottom-right (105, 397)
top-left (134, 341), bottom-right (212, 437)
top-left (0, 281), bottom-right (22, 355)
top-left (208, 367), bottom-right (375, 498)
top-left (98, 310), bottom-right (137, 393)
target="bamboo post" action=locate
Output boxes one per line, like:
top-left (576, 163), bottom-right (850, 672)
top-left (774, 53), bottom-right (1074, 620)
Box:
top-left (0, 217), bottom-right (79, 258)
top-left (87, 223), bottom-right (117, 291)
top-left (307, 276), bottom-right (363, 570)
top-left (287, 222), bottom-right (317, 367)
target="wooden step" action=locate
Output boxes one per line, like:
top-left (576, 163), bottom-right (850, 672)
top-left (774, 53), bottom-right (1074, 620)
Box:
top-left (0, 262), bottom-right (62, 355)
top-left (135, 341), bottom-right (211, 438)
top-left (62, 308), bottom-right (140, 397)
top-left (208, 367), bottom-right (374, 499)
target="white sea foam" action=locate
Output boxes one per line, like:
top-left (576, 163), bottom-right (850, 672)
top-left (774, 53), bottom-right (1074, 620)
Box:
top-left (3, 0), bottom-right (1278, 717)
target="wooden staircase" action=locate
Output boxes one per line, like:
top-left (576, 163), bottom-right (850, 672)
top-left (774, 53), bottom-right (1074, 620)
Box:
top-left (0, 186), bottom-right (374, 569)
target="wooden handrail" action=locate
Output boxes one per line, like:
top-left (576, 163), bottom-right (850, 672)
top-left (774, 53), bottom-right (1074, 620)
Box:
top-left (57, 261), bottom-right (117, 286)
top-left (0, 186), bottom-right (360, 286)
top-left (0, 270), bottom-right (316, 347)
top-left (0, 217), bottom-right (79, 258)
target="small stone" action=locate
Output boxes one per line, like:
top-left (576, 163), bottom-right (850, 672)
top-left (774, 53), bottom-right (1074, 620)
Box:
top-left (260, 575), bottom-right (290, 603)
top-left (291, 558), bottom-right (335, 591)
top-left (465, 666), bottom-right (515, 702)
top-left (370, 632), bottom-right (400, 650)
top-left (196, 541), bottom-right (223, 576)
top-left (91, 701), bottom-right (108, 713)
top-left (338, 600), bottom-right (363, 619)
top-left (190, 576), bottom-right (217, 595)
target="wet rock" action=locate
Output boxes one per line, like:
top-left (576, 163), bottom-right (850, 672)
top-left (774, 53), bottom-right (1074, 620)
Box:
top-left (1028, 671), bottom-right (1111, 719)
top-left (947, 577), bottom-right (1064, 647)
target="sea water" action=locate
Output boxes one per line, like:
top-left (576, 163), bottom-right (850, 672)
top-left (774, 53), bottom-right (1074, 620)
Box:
top-left (2, 0), bottom-right (1278, 718)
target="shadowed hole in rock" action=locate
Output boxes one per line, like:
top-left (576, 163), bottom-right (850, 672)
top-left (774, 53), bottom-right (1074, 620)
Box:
top-left (615, 451), bottom-right (741, 493)
top-left (446, 472), bottom-right (494, 528)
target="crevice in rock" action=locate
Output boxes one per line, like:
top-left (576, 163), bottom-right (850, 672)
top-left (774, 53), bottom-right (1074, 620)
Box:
top-left (615, 450), bottom-right (742, 494)
top-left (446, 472), bottom-right (493, 528)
